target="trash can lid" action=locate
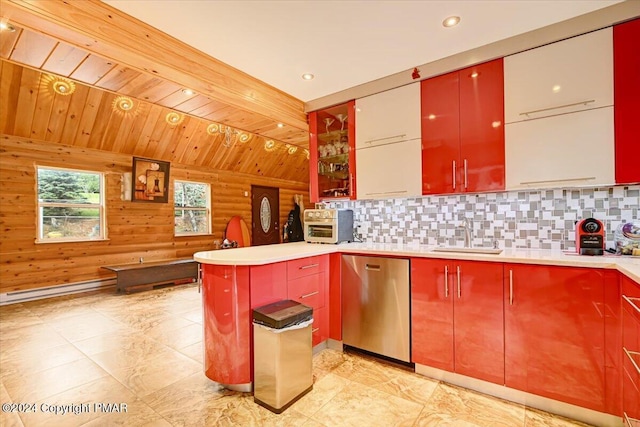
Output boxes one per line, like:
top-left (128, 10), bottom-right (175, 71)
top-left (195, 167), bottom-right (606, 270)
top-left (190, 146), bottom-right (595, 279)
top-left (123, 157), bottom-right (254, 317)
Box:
top-left (253, 299), bottom-right (313, 329)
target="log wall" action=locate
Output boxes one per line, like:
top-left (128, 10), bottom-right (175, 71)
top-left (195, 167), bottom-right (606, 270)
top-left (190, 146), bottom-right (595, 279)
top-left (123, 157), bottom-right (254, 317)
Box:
top-left (0, 134), bottom-right (309, 294)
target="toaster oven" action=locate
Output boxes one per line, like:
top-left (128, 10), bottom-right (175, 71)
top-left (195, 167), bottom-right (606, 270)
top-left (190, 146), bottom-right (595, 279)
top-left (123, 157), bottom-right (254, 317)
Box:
top-left (304, 209), bottom-right (354, 244)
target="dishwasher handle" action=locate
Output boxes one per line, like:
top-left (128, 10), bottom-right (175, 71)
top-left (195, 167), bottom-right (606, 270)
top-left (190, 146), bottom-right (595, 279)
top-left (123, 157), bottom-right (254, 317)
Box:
top-left (365, 264), bottom-right (381, 271)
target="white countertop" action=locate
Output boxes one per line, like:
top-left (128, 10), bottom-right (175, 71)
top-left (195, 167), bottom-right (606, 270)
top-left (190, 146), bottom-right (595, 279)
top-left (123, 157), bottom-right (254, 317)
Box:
top-left (193, 241), bottom-right (640, 283)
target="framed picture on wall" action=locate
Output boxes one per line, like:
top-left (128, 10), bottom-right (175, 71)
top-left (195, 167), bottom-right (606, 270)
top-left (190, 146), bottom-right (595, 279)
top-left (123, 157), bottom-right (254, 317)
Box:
top-left (131, 157), bottom-right (170, 203)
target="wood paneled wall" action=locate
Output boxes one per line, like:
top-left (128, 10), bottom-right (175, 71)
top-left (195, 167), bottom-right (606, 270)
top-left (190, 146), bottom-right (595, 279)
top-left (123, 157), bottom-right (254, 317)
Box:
top-left (0, 135), bottom-right (310, 294)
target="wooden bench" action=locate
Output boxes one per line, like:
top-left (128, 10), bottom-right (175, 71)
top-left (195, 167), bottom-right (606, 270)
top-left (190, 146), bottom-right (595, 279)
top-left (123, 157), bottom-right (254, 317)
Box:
top-left (102, 258), bottom-right (198, 293)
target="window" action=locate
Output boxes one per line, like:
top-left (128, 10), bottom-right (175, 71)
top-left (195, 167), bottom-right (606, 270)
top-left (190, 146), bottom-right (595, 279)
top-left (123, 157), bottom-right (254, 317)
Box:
top-left (174, 180), bottom-right (211, 235)
top-left (37, 166), bottom-right (105, 242)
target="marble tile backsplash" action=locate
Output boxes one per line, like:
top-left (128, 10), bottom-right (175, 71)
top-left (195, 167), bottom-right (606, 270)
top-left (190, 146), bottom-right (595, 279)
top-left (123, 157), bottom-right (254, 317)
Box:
top-left (330, 185), bottom-right (639, 250)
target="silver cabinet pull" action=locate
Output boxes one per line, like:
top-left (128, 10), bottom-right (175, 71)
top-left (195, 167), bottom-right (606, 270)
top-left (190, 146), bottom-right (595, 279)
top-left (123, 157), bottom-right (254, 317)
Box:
top-left (312, 328), bottom-right (320, 333)
top-left (364, 134), bottom-right (406, 144)
top-left (350, 173), bottom-right (354, 196)
top-left (299, 263), bottom-right (319, 270)
top-left (456, 265), bottom-right (461, 299)
top-left (622, 295), bottom-right (640, 314)
top-left (444, 265), bottom-right (449, 298)
top-left (520, 177), bottom-right (596, 186)
top-left (197, 264), bottom-right (202, 294)
top-left (365, 264), bottom-right (381, 271)
top-left (623, 347), bottom-right (640, 376)
top-left (300, 291), bottom-right (319, 299)
top-left (452, 160), bottom-right (456, 190)
top-left (464, 159), bottom-right (468, 189)
top-left (509, 269), bottom-right (513, 306)
top-left (519, 99), bottom-right (595, 117)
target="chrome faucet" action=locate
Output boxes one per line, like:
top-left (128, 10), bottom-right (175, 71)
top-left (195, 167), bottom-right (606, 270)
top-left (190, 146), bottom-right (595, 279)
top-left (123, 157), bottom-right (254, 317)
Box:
top-left (458, 218), bottom-right (472, 248)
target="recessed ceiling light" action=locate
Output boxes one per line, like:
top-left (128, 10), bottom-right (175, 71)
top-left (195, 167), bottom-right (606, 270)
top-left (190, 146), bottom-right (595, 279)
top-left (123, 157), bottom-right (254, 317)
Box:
top-left (264, 140), bottom-right (276, 151)
top-left (182, 89), bottom-right (195, 96)
top-left (277, 123), bottom-right (284, 128)
top-left (113, 96), bottom-right (134, 112)
top-left (302, 73), bottom-right (314, 81)
top-left (51, 77), bottom-right (76, 96)
top-left (552, 85), bottom-right (562, 93)
top-left (166, 112), bottom-right (184, 125)
top-left (0, 22), bottom-right (16, 32)
top-left (443, 16), bottom-right (460, 28)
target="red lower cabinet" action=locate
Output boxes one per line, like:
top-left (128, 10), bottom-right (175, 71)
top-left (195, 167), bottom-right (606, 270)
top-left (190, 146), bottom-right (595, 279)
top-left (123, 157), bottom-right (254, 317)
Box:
top-left (504, 264), bottom-right (609, 413)
top-left (202, 264), bottom-right (251, 386)
top-left (622, 275), bottom-right (640, 423)
top-left (411, 258), bottom-right (504, 385)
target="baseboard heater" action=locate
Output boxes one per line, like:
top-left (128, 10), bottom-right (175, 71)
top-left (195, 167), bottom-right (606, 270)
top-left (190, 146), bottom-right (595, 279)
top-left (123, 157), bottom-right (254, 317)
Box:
top-left (0, 278), bottom-right (116, 305)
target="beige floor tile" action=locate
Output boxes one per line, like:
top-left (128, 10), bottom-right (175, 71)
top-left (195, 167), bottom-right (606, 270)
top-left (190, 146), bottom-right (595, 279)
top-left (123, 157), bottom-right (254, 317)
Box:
top-left (524, 407), bottom-right (594, 426)
top-left (0, 382), bottom-right (25, 427)
top-left (0, 305), bottom-right (42, 331)
top-left (0, 343), bottom-right (86, 381)
top-left (3, 358), bottom-right (109, 403)
top-left (108, 349), bottom-right (202, 397)
top-left (290, 372), bottom-right (350, 417)
top-left (79, 398), bottom-right (166, 427)
top-left (177, 341), bottom-right (203, 363)
top-left (146, 322), bottom-right (202, 350)
top-left (414, 382), bottom-right (525, 427)
top-left (177, 307), bottom-right (203, 323)
top-left (309, 380), bottom-right (424, 427)
top-left (0, 323), bottom-right (69, 363)
top-left (48, 311), bottom-right (126, 342)
top-left (89, 340), bottom-right (184, 373)
top-left (71, 329), bottom-right (154, 356)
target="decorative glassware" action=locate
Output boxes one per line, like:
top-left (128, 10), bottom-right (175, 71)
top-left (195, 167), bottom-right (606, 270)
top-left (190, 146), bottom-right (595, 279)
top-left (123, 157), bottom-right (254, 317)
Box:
top-left (336, 114), bottom-right (347, 131)
top-left (323, 118), bottom-right (335, 134)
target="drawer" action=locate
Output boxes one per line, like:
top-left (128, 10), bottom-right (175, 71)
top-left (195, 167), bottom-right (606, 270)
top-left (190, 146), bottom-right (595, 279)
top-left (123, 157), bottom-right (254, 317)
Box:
top-left (312, 306), bottom-right (329, 347)
top-left (288, 272), bottom-right (326, 311)
top-left (287, 255), bottom-right (328, 281)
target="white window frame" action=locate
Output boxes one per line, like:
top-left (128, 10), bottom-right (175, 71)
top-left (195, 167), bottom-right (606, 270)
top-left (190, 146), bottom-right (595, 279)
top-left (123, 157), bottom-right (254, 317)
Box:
top-left (36, 166), bottom-right (106, 243)
top-left (174, 180), bottom-right (211, 236)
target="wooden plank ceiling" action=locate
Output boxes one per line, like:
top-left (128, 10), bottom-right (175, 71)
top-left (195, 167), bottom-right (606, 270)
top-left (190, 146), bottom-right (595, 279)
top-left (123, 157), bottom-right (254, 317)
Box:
top-left (0, 0), bottom-right (311, 182)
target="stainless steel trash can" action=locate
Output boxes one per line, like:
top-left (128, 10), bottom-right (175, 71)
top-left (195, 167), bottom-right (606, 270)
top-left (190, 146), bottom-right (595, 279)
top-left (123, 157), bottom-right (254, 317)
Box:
top-left (253, 300), bottom-right (313, 413)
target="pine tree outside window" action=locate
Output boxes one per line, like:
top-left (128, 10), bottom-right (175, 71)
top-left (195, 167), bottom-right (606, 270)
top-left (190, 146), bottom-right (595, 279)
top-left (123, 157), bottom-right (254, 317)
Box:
top-left (36, 166), bottom-right (105, 242)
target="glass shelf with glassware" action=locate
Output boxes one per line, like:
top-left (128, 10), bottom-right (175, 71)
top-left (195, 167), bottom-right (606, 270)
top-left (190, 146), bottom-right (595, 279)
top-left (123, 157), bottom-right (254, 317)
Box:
top-left (309, 100), bottom-right (356, 202)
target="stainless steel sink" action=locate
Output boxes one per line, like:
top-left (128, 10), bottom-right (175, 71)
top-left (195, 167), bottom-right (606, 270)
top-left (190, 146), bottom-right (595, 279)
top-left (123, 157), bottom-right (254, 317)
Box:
top-left (432, 246), bottom-right (503, 255)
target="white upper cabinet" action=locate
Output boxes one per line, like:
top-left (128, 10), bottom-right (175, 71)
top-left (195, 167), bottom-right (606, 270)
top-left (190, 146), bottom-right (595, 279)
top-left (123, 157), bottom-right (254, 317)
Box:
top-left (355, 83), bottom-right (421, 148)
top-left (356, 138), bottom-right (422, 200)
top-left (504, 27), bottom-right (613, 124)
top-left (505, 107), bottom-right (615, 189)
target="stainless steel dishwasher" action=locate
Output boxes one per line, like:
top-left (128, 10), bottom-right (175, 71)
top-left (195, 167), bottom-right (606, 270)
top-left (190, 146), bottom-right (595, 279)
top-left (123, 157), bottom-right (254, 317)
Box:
top-left (341, 255), bottom-right (410, 363)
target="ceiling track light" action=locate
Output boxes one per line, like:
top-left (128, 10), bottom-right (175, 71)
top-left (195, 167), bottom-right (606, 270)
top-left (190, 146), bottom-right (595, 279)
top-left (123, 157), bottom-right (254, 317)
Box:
top-left (0, 22), bottom-right (16, 32)
top-left (113, 96), bottom-right (135, 112)
top-left (207, 123), bottom-right (246, 147)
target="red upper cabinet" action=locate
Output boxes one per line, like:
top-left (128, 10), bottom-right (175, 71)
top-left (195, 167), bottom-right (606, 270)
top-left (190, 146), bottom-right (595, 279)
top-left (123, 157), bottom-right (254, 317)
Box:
top-left (504, 264), bottom-right (609, 413)
top-left (614, 18), bottom-right (640, 184)
top-left (421, 59), bottom-right (505, 195)
top-left (309, 100), bottom-right (356, 203)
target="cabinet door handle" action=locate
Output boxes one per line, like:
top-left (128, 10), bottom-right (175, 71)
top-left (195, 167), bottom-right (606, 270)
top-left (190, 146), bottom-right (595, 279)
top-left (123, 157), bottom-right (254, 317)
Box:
top-left (623, 347), bottom-right (640, 376)
top-left (197, 264), bottom-right (202, 294)
top-left (452, 160), bottom-right (457, 190)
top-left (456, 266), bottom-right (461, 299)
top-left (300, 291), bottom-right (319, 299)
top-left (519, 99), bottom-right (595, 117)
top-left (364, 134), bottom-right (406, 144)
top-left (365, 264), bottom-right (381, 271)
top-left (463, 159), bottom-right (468, 189)
top-left (444, 265), bottom-right (449, 298)
top-left (622, 295), bottom-right (640, 314)
top-left (312, 328), bottom-right (320, 333)
top-left (299, 263), bottom-right (319, 270)
top-left (520, 177), bottom-right (596, 186)
top-left (509, 269), bottom-right (513, 306)
top-left (350, 173), bottom-right (354, 196)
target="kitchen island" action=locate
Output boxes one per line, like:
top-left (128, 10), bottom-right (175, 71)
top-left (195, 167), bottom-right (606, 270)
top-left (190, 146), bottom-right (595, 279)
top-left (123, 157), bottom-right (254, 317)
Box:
top-left (194, 241), bottom-right (640, 425)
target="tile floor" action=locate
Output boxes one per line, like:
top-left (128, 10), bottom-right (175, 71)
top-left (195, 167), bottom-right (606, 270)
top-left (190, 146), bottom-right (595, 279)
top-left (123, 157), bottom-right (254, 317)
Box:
top-left (0, 284), bottom-right (593, 427)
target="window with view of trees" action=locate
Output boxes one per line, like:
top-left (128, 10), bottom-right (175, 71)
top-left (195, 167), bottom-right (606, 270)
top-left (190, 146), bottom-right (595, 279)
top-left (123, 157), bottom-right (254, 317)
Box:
top-left (37, 167), bottom-right (105, 242)
top-left (174, 180), bottom-right (210, 236)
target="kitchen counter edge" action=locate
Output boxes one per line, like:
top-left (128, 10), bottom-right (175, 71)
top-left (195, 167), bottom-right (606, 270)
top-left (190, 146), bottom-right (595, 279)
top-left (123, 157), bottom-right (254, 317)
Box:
top-left (193, 242), bottom-right (640, 282)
